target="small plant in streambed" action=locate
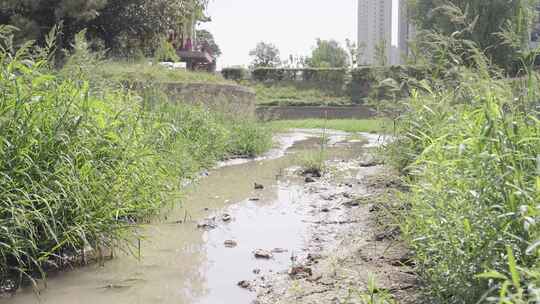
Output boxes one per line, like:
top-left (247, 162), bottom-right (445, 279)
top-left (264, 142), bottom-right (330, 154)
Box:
top-left (297, 150), bottom-right (326, 177)
top-left (297, 129), bottom-right (329, 177)
top-left (226, 120), bottom-right (272, 157)
top-left (355, 274), bottom-right (397, 304)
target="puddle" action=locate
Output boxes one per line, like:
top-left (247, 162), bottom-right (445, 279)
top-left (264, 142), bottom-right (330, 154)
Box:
top-left (1, 130), bottom-right (374, 304)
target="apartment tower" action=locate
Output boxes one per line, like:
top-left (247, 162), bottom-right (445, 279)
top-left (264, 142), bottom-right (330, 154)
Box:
top-left (357, 0), bottom-right (393, 65)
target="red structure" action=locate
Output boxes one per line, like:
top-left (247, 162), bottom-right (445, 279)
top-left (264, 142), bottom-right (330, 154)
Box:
top-left (167, 30), bottom-right (216, 72)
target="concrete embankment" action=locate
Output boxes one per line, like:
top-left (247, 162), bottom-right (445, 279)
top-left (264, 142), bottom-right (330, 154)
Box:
top-left (256, 105), bottom-right (377, 120)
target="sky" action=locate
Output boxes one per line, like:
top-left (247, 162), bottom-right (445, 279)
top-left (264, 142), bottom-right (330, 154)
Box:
top-left (200, 0), bottom-right (400, 69)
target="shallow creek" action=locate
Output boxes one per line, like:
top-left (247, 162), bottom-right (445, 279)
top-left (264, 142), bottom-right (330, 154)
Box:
top-left (1, 129), bottom-right (383, 304)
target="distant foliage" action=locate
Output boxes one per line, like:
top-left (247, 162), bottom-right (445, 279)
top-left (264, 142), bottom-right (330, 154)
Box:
top-left (196, 29), bottom-right (221, 57)
top-left (249, 42), bottom-right (281, 68)
top-left (306, 39), bottom-right (350, 68)
top-left (221, 67), bottom-right (247, 81)
top-left (154, 37), bottom-right (180, 62)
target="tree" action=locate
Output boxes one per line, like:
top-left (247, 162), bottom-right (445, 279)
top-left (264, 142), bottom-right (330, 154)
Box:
top-left (409, 0), bottom-right (538, 70)
top-left (345, 38), bottom-right (358, 68)
top-left (0, 0), bottom-right (210, 56)
top-left (196, 29), bottom-right (221, 57)
top-left (374, 39), bottom-right (388, 66)
top-left (0, 0), bottom-right (107, 46)
top-left (249, 42), bottom-right (280, 68)
top-left (306, 39), bottom-right (349, 68)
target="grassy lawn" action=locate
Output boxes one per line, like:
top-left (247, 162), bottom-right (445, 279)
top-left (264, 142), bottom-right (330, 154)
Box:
top-left (266, 118), bottom-right (391, 133)
top-left (93, 61), bottom-right (232, 84)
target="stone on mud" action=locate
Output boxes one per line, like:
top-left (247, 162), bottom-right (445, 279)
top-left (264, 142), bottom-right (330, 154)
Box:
top-left (288, 266), bottom-right (313, 279)
top-left (305, 176), bottom-right (317, 183)
top-left (302, 168), bottom-right (322, 178)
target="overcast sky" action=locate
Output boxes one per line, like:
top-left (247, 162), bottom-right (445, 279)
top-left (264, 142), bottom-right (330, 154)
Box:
top-left (201, 0), bottom-right (400, 69)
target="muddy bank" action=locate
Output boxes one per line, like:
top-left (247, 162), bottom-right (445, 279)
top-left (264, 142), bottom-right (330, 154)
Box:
top-left (0, 130), bottom-right (414, 304)
top-left (254, 162), bottom-right (417, 304)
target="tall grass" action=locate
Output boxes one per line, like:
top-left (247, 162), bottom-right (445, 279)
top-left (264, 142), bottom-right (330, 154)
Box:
top-left (386, 36), bottom-right (539, 303)
top-left (0, 27), bottom-right (271, 289)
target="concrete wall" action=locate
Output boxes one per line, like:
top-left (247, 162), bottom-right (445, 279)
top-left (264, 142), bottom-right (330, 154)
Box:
top-left (256, 106), bottom-right (376, 121)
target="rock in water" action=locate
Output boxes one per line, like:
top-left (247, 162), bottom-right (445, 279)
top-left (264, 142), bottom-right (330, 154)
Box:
top-left (253, 249), bottom-right (273, 259)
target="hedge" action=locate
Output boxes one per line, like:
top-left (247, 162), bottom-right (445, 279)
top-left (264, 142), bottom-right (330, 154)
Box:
top-left (221, 67), bottom-right (247, 81)
top-left (251, 68), bottom-right (348, 83)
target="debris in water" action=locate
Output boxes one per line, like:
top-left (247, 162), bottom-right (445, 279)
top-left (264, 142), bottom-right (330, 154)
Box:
top-left (197, 218), bottom-right (217, 230)
top-left (343, 200), bottom-right (360, 207)
top-left (305, 176), bottom-right (316, 183)
top-left (271, 248), bottom-right (288, 253)
top-left (253, 249), bottom-right (273, 259)
top-left (237, 280), bottom-right (252, 289)
top-left (221, 213), bottom-right (232, 222)
top-left (343, 192), bottom-right (355, 199)
top-left (224, 240), bottom-right (238, 248)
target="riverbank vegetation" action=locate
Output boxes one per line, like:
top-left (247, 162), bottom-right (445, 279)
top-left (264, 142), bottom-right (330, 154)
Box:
top-left (94, 61), bottom-right (231, 85)
top-left (267, 119), bottom-right (389, 133)
top-left (385, 2), bottom-right (540, 303)
top-left (0, 26), bottom-right (271, 288)
top-left (250, 82), bottom-right (350, 106)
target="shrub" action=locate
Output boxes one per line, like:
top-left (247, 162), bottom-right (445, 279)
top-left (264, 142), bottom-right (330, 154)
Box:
top-left (221, 67), bottom-right (247, 81)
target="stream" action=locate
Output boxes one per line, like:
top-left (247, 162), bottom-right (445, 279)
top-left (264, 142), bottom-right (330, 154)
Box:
top-left (1, 129), bottom-right (385, 304)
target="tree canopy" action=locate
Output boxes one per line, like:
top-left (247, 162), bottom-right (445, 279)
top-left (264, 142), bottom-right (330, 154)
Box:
top-left (306, 39), bottom-right (349, 68)
top-left (0, 0), bottom-right (209, 56)
top-left (249, 42), bottom-right (281, 68)
top-left (196, 29), bottom-right (221, 57)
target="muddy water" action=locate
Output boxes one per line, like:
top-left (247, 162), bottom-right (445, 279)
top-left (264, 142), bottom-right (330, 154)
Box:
top-left (2, 130), bottom-right (383, 304)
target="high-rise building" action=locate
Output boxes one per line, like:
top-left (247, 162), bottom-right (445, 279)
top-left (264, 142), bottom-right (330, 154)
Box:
top-left (358, 0), bottom-right (414, 65)
top-left (357, 0), bottom-right (393, 65)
